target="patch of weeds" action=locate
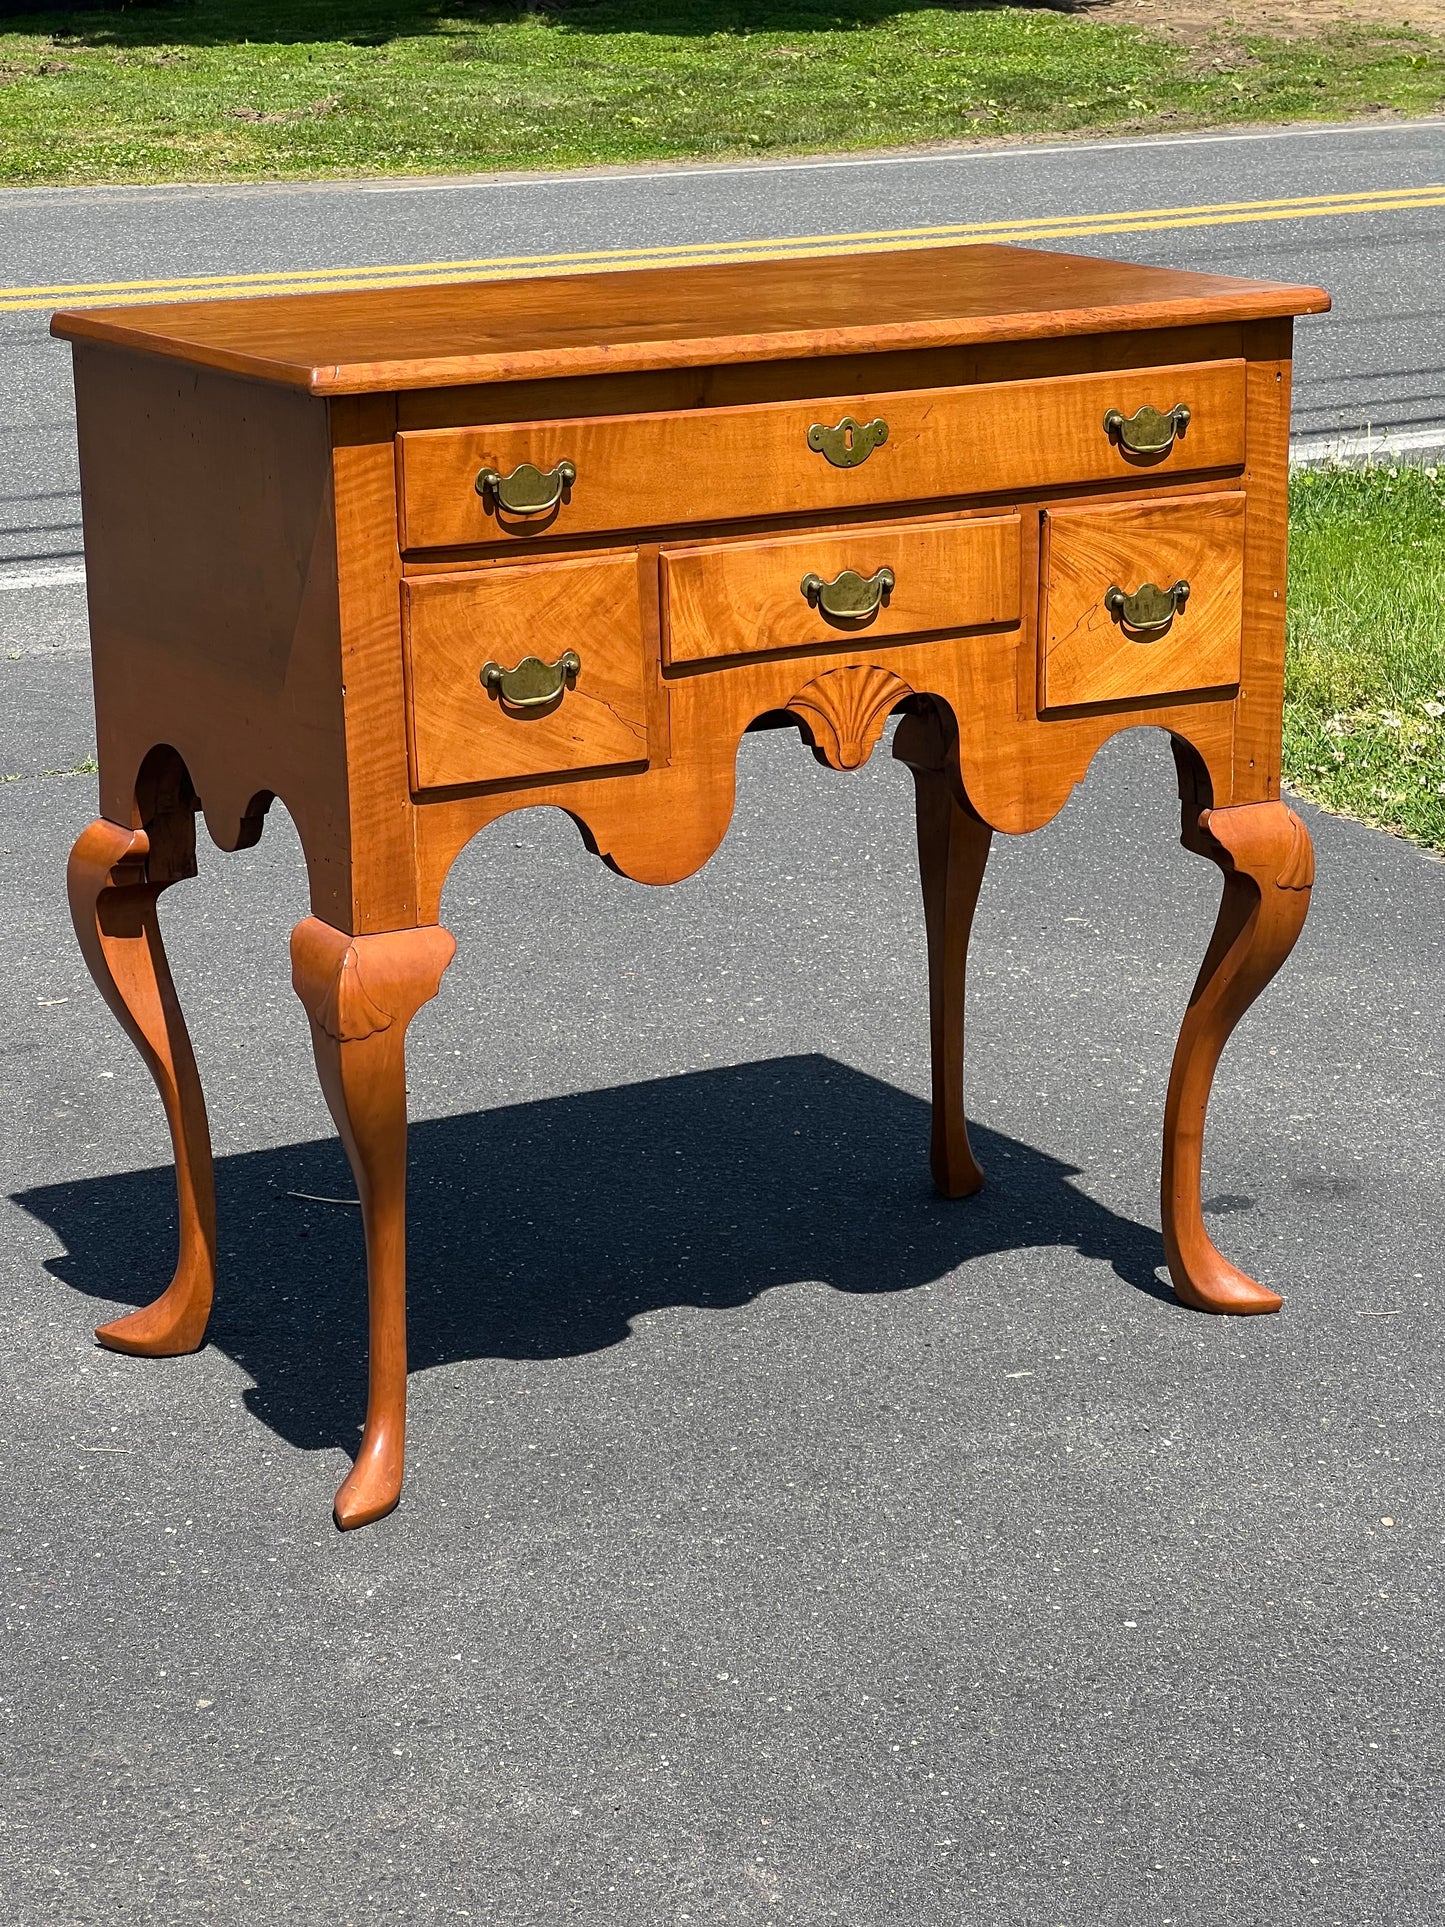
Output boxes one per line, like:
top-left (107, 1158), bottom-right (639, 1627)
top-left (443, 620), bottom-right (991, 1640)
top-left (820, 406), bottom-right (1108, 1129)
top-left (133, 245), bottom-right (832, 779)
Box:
top-left (1285, 460), bottom-right (1445, 850)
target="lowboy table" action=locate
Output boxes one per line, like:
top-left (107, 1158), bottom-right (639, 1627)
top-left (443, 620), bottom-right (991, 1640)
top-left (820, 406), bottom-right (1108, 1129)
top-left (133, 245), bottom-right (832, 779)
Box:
top-left (53, 243), bottom-right (1329, 1528)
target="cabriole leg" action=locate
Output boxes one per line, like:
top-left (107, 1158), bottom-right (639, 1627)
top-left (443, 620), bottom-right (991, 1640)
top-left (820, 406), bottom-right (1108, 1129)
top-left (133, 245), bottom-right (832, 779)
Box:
top-left (895, 708), bottom-right (994, 1198)
top-left (290, 917), bottom-right (456, 1530)
top-left (1163, 799), bottom-right (1315, 1314)
top-left (68, 814), bottom-right (216, 1356)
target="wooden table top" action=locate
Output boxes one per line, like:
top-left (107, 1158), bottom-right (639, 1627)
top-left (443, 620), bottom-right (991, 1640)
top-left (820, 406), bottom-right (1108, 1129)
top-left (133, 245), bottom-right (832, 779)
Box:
top-left (50, 241), bottom-right (1330, 397)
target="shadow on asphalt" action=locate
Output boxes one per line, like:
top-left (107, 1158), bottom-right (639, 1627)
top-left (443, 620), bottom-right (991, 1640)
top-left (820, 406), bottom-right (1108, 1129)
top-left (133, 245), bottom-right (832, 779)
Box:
top-left (16, 1053), bottom-right (1172, 1455)
top-left (42, 0), bottom-right (1104, 54)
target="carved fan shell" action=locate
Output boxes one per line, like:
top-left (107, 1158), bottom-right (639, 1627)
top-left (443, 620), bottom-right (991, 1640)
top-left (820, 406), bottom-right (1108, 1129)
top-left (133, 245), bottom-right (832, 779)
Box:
top-left (313, 946), bottom-right (395, 1045)
top-left (785, 664), bottom-right (914, 772)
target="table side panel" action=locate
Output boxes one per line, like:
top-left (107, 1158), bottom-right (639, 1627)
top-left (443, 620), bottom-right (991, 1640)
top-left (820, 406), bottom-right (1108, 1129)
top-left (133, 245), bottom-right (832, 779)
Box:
top-left (71, 347), bottom-right (354, 920)
top-left (1230, 317), bottom-right (1295, 803)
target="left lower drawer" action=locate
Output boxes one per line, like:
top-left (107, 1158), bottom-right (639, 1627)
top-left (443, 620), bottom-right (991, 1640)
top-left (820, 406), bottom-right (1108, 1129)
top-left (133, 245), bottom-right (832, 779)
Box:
top-left (402, 553), bottom-right (650, 793)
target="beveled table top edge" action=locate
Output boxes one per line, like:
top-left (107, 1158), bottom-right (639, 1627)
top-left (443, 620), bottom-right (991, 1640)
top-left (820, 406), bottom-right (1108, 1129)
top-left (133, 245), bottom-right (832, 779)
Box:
top-left (50, 240), bottom-right (1330, 397)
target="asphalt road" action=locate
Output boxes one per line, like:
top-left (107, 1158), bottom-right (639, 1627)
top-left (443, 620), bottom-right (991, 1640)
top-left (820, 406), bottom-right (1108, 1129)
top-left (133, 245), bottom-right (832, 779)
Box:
top-left (1, 120), bottom-right (1444, 1924)
top-left (3, 114), bottom-right (1445, 600)
top-left (4, 671), bottom-right (1442, 1925)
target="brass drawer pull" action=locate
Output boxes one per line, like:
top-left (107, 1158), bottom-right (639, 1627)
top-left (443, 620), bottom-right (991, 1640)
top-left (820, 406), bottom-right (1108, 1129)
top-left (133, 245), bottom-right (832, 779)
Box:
top-left (1104, 579), bottom-right (1191, 635)
top-left (807, 415), bottom-right (889, 469)
top-left (480, 649), bottom-right (581, 709)
top-left (1103, 403), bottom-right (1191, 456)
top-left (801, 565), bottom-right (895, 621)
top-left (475, 459), bottom-right (576, 515)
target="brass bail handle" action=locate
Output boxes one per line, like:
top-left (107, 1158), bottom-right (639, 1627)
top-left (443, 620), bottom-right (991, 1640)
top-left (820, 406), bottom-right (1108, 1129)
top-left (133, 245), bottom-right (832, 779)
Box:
top-left (480, 650), bottom-right (581, 709)
top-left (1104, 579), bottom-right (1191, 636)
top-left (476, 458), bottom-right (577, 515)
top-left (800, 565), bottom-right (895, 621)
top-left (1103, 403), bottom-right (1191, 456)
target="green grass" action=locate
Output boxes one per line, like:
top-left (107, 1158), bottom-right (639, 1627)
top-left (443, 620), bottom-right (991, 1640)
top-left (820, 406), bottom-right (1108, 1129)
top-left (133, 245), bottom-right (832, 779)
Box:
top-left (3, 9), bottom-right (1440, 851)
top-left (1285, 462), bottom-right (1445, 852)
top-left (0, 0), bottom-right (1442, 185)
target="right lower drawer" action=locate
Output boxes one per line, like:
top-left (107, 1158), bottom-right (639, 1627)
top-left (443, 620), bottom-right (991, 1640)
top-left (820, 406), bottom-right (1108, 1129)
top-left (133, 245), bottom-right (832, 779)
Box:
top-left (1039, 491), bottom-right (1246, 712)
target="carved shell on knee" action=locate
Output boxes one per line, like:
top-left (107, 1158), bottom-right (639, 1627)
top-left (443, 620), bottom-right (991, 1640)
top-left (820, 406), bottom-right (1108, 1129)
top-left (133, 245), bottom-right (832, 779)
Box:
top-left (1276, 810), bottom-right (1315, 891)
top-left (309, 946), bottom-right (395, 1044)
top-left (785, 664), bottom-right (914, 771)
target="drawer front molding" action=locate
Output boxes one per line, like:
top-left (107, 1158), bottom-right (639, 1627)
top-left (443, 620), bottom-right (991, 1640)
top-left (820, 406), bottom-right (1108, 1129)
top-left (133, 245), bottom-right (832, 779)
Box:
top-left (396, 359), bottom-right (1245, 551)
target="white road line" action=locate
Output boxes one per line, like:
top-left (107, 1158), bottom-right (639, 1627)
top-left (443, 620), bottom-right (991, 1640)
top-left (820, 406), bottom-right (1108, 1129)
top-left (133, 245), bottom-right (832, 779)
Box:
top-left (359, 118), bottom-right (1445, 194)
top-left (5, 117), bottom-right (1443, 206)
top-left (1291, 426), bottom-right (1445, 463)
top-left (0, 564), bottom-right (86, 590)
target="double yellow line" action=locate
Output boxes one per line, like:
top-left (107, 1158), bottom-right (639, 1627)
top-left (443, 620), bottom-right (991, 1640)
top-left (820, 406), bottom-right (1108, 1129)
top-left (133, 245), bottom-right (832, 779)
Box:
top-left (7, 182), bottom-right (1442, 313)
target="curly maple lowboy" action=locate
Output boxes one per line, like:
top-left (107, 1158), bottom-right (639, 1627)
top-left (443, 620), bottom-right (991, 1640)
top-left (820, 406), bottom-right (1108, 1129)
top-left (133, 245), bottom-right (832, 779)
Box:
top-left (52, 242), bottom-right (1330, 1528)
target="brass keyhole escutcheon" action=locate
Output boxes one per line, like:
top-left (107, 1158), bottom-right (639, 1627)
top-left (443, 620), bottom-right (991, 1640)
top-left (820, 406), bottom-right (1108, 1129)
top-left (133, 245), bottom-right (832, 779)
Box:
top-left (476, 459), bottom-right (577, 516)
top-left (1103, 403), bottom-right (1191, 456)
top-left (480, 650), bottom-right (581, 710)
top-left (1104, 579), bottom-right (1191, 637)
top-left (807, 416), bottom-right (889, 469)
top-left (800, 565), bottom-right (895, 622)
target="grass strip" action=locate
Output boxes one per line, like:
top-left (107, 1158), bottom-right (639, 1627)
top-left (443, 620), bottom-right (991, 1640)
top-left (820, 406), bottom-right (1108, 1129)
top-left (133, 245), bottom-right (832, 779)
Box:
top-left (1285, 461), bottom-right (1445, 853)
top-left (0, 0), bottom-right (1442, 186)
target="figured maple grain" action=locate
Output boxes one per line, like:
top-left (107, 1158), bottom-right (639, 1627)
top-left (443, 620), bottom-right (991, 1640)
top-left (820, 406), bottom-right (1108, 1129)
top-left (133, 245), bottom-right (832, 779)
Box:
top-left (403, 553), bottom-right (650, 791)
top-left (395, 323), bottom-right (1247, 432)
top-left (396, 360), bottom-right (1246, 550)
top-left (1040, 491), bottom-right (1246, 711)
top-left (331, 393), bottom-right (424, 933)
top-left (51, 243), bottom-right (1327, 393)
top-left (71, 345), bottom-right (352, 916)
top-left (661, 514), bottom-right (1021, 666)
top-left (1230, 318), bottom-right (1295, 803)
top-left (58, 239), bottom-right (1324, 1527)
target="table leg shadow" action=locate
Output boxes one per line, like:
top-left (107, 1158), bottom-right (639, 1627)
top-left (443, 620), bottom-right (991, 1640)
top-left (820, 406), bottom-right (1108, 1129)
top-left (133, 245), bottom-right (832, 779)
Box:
top-left (15, 1053), bottom-right (1174, 1463)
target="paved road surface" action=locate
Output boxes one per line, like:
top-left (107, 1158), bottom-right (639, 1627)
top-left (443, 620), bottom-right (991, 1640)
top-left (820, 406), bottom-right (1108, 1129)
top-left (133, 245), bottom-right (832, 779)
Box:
top-left (1, 120), bottom-right (1442, 1924)
top-left (2, 116), bottom-right (1444, 601)
top-left (3, 674), bottom-right (1441, 1925)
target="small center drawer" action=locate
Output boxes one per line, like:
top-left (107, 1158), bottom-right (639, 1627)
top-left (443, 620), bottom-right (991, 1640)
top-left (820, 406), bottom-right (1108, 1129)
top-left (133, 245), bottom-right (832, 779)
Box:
top-left (661, 515), bottom-right (1021, 666)
top-left (402, 553), bottom-right (649, 793)
top-left (396, 359), bottom-right (1245, 552)
top-left (1039, 491), bottom-right (1246, 712)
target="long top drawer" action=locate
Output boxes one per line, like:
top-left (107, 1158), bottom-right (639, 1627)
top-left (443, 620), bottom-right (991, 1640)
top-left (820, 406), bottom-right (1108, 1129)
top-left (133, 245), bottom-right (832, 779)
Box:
top-left (396, 359), bottom-right (1245, 551)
